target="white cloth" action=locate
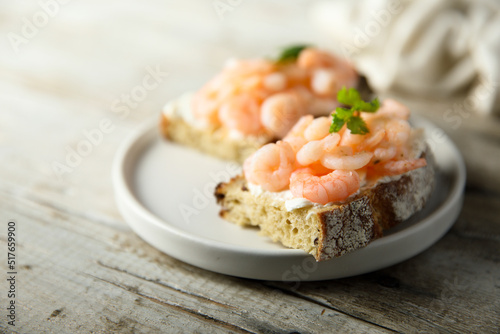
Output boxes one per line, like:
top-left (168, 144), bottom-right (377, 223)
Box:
top-left (310, 0), bottom-right (500, 115)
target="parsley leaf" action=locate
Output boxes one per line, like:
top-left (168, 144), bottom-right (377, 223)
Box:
top-left (347, 116), bottom-right (369, 135)
top-left (329, 87), bottom-right (380, 135)
top-left (330, 114), bottom-right (347, 133)
top-left (335, 107), bottom-right (352, 119)
top-left (337, 87), bottom-right (361, 106)
top-left (276, 45), bottom-right (309, 63)
top-left (352, 97), bottom-right (380, 113)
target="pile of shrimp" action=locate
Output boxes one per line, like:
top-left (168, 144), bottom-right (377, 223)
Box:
top-left (191, 48), bottom-right (358, 138)
top-left (243, 99), bottom-right (427, 205)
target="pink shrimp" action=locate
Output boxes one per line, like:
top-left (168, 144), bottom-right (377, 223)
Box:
top-left (191, 92), bottom-right (221, 127)
top-left (243, 141), bottom-right (296, 191)
top-left (280, 63), bottom-right (308, 86)
top-left (290, 168), bottom-right (360, 205)
top-left (284, 115), bottom-right (313, 139)
top-left (283, 136), bottom-right (307, 153)
top-left (282, 115), bottom-right (314, 152)
top-left (296, 133), bottom-right (341, 166)
top-left (311, 69), bottom-right (338, 96)
top-left (385, 119), bottom-right (411, 147)
top-left (311, 68), bottom-right (357, 97)
top-left (340, 128), bottom-right (367, 149)
top-left (297, 48), bottom-right (337, 69)
top-left (263, 72), bottom-right (288, 91)
top-left (191, 75), bottom-right (228, 126)
top-left (355, 129), bottom-right (386, 151)
top-left (218, 94), bottom-right (263, 135)
top-left (260, 92), bottom-right (305, 138)
top-left (304, 117), bottom-right (332, 141)
top-left (223, 58), bottom-right (275, 78)
top-left (321, 146), bottom-right (373, 170)
top-left (371, 158), bottom-right (427, 177)
top-left (378, 99), bottom-right (410, 120)
top-left (373, 143), bottom-right (397, 162)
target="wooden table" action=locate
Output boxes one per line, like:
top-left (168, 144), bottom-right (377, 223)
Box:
top-left (1, 1), bottom-right (499, 333)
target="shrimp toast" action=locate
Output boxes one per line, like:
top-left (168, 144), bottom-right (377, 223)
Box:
top-left (215, 145), bottom-right (434, 261)
top-left (161, 47), bottom-right (367, 162)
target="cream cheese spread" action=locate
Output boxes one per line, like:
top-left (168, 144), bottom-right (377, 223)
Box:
top-left (162, 92), bottom-right (199, 126)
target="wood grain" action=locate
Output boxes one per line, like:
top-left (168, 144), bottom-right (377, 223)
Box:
top-left (1, 1), bottom-right (499, 333)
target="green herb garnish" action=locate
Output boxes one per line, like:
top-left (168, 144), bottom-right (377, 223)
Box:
top-left (329, 87), bottom-right (380, 135)
top-left (276, 45), bottom-right (309, 63)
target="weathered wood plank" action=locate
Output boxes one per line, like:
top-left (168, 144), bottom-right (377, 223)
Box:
top-left (0, 192), bottom-right (392, 333)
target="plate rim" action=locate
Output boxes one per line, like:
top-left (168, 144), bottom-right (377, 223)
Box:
top-left (112, 115), bottom-right (466, 279)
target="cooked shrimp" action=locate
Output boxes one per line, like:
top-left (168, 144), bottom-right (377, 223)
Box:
top-left (373, 144), bottom-right (397, 162)
top-left (283, 115), bottom-right (314, 152)
top-left (304, 117), bottom-right (332, 141)
top-left (243, 141), bottom-right (295, 191)
top-left (297, 48), bottom-right (336, 69)
top-left (283, 136), bottom-right (307, 153)
top-left (355, 129), bottom-right (386, 151)
top-left (287, 85), bottom-right (312, 107)
top-left (239, 75), bottom-right (263, 92)
top-left (283, 115), bottom-right (313, 139)
top-left (340, 128), bottom-right (367, 148)
top-left (263, 72), bottom-right (287, 91)
top-left (321, 146), bottom-right (373, 170)
top-left (280, 63), bottom-right (308, 86)
top-left (260, 92), bottom-right (305, 138)
top-left (218, 94), bottom-right (262, 135)
top-left (224, 58), bottom-right (274, 77)
top-left (311, 69), bottom-right (338, 96)
top-left (371, 158), bottom-right (427, 177)
top-left (310, 67), bottom-right (357, 97)
top-left (378, 99), bottom-right (411, 120)
top-left (191, 92), bottom-right (221, 127)
top-left (321, 133), bottom-right (341, 152)
top-left (290, 168), bottom-right (360, 204)
top-left (385, 119), bottom-right (411, 147)
top-left (296, 141), bottom-right (323, 166)
top-left (306, 161), bottom-right (333, 176)
top-left (216, 83), bottom-right (238, 102)
top-left (296, 133), bottom-right (340, 166)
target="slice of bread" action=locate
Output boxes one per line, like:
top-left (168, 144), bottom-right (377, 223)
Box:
top-left (215, 146), bottom-right (435, 261)
top-left (161, 93), bottom-right (273, 163)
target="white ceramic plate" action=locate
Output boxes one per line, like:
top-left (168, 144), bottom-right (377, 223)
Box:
top-left (113, 116), bottom-right (466, 281)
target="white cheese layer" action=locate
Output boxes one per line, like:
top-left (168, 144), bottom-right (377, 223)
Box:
top-left (162, 92), bottom-right (200, 126)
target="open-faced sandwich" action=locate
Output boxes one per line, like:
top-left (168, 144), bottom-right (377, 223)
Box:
top-left (215, 88), bottom-right (435, 261)
top-left (161, 46), bottom-right (368, 162)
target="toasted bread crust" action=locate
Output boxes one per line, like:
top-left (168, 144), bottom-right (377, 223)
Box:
top-left (215, 148), bottom-right (435, 261)
top-left (161, 113), bottom-right (272, 163)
